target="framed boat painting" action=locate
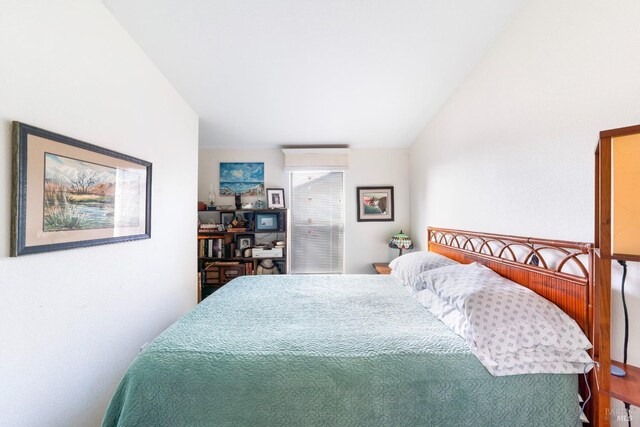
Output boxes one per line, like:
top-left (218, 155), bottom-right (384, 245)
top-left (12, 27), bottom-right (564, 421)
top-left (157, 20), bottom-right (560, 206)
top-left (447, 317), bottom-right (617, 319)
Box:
top-left (11, 122), bottom-right (152, 256)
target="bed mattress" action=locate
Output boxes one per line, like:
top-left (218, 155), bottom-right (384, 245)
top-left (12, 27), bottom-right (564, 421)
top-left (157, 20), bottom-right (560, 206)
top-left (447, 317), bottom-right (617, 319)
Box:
top-left (103, 274), bottom-right (579, 426)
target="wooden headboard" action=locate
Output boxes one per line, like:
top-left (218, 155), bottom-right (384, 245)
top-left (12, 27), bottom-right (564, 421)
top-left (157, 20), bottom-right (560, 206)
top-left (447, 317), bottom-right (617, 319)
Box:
top-left (428, 226), bottom-right (596, 421)
top-left (428, 227), bottom-right (593, 336)
top-left (428, 227), bottom-right (599, 420)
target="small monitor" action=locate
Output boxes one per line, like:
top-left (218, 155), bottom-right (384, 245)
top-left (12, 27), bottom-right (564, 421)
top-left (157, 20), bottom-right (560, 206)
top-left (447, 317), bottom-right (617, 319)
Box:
top-left (255, 213), bottom-right (278, 231)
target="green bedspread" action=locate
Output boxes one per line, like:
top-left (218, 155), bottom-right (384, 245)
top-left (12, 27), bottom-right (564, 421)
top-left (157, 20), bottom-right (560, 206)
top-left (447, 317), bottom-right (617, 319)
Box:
top-left (103, 275), bottom-right (579, 427)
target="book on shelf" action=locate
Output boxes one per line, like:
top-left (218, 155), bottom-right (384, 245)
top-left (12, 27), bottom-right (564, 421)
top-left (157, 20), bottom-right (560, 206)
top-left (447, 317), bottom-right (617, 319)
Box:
top-left (199, 237), bottom-right (224, 258)
top-left (222, 242), bottom-right (236, 259)
top-left (199, 224), bottom-right (221, 233)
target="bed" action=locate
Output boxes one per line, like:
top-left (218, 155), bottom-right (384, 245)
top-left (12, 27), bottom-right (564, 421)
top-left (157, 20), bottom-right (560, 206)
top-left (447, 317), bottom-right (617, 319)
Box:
top-left (103, 227), bottom-right (595, 426)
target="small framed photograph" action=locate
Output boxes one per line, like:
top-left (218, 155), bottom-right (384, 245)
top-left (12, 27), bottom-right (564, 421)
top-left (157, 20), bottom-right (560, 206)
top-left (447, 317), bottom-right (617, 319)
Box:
top-left (357, 186), bottom-right (394, 222)
top-left (221, 212), bottom-right (234, 227)
top-left (11, 122), bottom-right (152, 256)
top-left (236, 234), bottom-right (254, 250)
top-left (255, 212), bottom-right (279, 231)
top-left (267, 188), bottom-right (285, 208)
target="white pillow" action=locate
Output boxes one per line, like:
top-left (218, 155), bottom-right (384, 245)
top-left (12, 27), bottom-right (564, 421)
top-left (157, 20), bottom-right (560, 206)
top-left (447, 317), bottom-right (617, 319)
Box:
top-left (415, 263), bottom-right (593, 376)
top-left (389, 251), bottom-right (458, 293)
top-left (414, 289), bottom-right (467, 338)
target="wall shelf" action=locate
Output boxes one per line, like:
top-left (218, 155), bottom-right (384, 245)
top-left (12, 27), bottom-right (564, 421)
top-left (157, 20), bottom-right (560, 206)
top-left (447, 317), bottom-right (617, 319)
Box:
top-left (610, 361), bottom-right (640, 407)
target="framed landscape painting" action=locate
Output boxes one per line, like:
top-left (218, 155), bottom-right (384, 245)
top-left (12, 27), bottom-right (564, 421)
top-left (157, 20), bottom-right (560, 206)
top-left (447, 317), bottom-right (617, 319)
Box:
top-left (11, 122), bottom-right (152, 256)
top-left (356, 186), bottom-right (394, 222)
top-left (219, 162), bottom-right (264, 196)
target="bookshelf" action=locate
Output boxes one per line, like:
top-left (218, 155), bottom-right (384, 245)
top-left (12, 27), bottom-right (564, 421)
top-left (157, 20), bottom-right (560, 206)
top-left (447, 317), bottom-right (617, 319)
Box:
top-left (197, 208), bottom-right (288, 301)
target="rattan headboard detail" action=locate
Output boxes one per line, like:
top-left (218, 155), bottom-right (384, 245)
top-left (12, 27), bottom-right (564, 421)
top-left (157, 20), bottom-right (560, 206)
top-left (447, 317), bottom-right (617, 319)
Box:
top-left (427, 227), bottom-right (594, 340)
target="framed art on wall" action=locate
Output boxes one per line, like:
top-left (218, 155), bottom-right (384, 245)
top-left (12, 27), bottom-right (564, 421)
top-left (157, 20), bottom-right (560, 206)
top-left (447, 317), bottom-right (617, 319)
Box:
top-left (266, 188), bottom-right (285, 208)
top-left (356, 186), bottom-right (394, 222)
top-left (11, 122), bottom-right (152, 256)
top-left (219, 162), bottom-right (264, 196)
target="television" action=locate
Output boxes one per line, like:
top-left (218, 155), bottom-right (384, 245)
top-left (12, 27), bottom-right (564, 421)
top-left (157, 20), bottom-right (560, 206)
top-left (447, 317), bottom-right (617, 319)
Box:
top-left (255, 212), bottom-right (279, 231)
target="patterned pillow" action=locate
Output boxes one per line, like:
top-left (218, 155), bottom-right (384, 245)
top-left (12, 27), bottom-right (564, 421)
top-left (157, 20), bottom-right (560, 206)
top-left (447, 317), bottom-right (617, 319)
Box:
top-left (415, 263), bottom-right (593, 376)
top-left (389, 251), bottom-right (458, 293)
top-left (415, 289), bottom-right (468, 338)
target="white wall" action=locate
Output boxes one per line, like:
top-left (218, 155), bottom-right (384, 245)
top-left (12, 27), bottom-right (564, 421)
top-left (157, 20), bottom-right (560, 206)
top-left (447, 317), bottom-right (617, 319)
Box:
top-left (199, 147), bottom-right (410, 273)
top-left (410, 0), bottom-right (640, 412)
top-left (346, 148), bottom-right (411, 272)
top-left (0, 1), bottom-right (198, 425)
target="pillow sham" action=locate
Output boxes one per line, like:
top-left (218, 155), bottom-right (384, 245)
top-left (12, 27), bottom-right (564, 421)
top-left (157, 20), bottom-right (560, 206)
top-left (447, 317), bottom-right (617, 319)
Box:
top-left (414, 263), bottom-right (593, 376)
top-left (389, 251), bottom-right (458, 293)
top-left (414, 289), bottom-right (467, 338)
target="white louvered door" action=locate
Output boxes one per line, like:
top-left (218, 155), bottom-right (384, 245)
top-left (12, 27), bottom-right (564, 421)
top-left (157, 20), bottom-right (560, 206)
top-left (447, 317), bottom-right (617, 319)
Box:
top-left (290, 171), bottom-right (344, 274)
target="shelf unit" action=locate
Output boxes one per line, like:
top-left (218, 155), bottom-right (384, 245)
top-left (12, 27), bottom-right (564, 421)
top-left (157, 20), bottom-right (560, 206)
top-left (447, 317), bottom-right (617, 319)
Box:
top-left (197, 208), bottom-right (289, 301)
top-left (610, 361), bottom-right (640, 407)
top-left (594, 124), bottom-right (640, 426)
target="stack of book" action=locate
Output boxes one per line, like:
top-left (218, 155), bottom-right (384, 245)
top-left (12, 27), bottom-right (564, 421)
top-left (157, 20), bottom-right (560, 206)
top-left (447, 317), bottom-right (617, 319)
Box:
top-left (199, 237), bottom-right (224, 258)
top-left (245, 263), bottom-right (253, 274)
top-left (227, 227), bottom-right (247, 232)
top-left (199, 238), bottom-right (238, 259)
top-left (199, 223), bottom-right (220, 232)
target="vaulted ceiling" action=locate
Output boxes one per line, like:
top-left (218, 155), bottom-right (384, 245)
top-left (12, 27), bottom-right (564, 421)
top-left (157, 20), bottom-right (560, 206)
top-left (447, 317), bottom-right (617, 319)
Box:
top-left (103, 0), bottom-right (524, 148)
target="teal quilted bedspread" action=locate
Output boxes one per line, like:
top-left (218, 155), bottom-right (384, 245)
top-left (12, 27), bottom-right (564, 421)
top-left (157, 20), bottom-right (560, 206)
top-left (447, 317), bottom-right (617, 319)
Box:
top-left (103, 275), bottom-right (579, 427)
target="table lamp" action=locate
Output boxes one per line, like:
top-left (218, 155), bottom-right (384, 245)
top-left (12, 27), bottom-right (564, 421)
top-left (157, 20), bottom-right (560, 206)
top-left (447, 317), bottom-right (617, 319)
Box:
top-left (389, 230), bottom-right (413, 256)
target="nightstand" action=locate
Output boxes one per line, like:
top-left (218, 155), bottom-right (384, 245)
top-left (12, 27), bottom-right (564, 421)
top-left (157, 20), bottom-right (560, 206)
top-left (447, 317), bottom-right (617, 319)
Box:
top-left (372, 263), bottom-right (391, 275)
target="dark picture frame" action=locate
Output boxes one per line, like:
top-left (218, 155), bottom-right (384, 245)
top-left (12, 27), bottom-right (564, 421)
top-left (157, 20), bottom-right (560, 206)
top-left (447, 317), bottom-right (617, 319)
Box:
top-left (11, 122), bottom-right (152, 256)
top-left (356, 186), bottom-right (394, 222)
top-left (266, 188), bottom-right (285, 208)
top-left (236, 234), bottom-right (255, 250)
top-left (255, 212), bottom-right (279, 231)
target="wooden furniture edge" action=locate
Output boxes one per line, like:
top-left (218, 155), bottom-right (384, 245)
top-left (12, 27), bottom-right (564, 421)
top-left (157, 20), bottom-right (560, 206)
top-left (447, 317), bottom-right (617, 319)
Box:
top-left (372, 263), bottom-right (391, 275)
top-left (599, 124), bottom-right (640, 139)
top-left (610, 361), bottom-right (640, 406)
top-left (593, 125), bottom-right (640, 426)
top-left (595, 134), bottom-right (612, 427)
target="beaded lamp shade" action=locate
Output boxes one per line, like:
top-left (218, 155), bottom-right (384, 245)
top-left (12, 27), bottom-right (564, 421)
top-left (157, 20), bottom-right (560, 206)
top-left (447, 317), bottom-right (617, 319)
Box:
top-left (389, 230), bottom-right (413, 256)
